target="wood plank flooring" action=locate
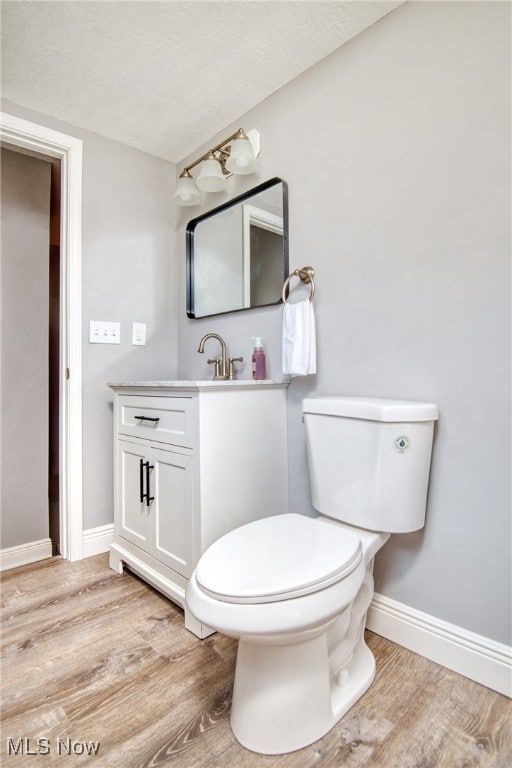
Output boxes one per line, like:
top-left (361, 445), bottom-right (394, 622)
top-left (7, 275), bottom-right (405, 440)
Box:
top-left (1, 554), bottom-right (511, 767)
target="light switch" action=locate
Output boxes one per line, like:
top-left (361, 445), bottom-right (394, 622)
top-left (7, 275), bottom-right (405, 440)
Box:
top-left (89, 321), bottom-right (120, 344)
top-left (132, 322), bottom-right (146, 346)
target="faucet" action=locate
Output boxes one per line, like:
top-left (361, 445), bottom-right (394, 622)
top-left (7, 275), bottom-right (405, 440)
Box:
top-left (197, 333), bottom-right (229, 380)
top-left (197, 333), bottom-right (243, 380)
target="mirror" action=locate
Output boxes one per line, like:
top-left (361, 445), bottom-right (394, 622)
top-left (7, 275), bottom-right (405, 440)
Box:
top-left (186, 178), bottom-right (288, 318)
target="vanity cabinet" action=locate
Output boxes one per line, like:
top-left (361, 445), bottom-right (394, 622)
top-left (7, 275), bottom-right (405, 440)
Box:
top-left (109, 381), bottom-right (288, 638)
top-left (117, 439), bottom-right (193, 576)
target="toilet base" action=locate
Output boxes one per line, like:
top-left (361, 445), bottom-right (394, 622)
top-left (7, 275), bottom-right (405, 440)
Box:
top-left (230, 632), bottom-right (376, 755)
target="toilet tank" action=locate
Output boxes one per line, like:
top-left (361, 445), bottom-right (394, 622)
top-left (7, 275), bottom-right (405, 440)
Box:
top-left (302, 397), bottom-right (439, 533)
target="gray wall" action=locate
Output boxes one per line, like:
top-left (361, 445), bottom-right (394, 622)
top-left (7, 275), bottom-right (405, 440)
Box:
top-left (1, 99), bottom-right (177, 532)
top-left (1, 148), bottom-right (51, 547)
top-left (176, 1), bottom-right (511, 645)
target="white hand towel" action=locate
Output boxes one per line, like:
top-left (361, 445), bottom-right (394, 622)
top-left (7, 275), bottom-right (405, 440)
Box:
top-left (282, 299), bottom-right (317, 376)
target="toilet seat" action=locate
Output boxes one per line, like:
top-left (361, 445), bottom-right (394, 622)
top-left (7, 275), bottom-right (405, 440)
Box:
top-left (195, 513), bottom-right (361, 604)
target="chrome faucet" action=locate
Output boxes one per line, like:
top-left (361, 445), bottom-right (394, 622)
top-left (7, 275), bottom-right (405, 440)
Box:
top-left (197, 333), bottom-right (229, 379)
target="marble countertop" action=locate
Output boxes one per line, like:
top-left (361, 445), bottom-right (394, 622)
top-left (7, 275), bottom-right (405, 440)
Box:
top-left (108, 379), bottom-right (290, 390)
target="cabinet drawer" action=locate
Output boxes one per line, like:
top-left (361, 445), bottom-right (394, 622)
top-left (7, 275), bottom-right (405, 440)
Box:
top-left (118, 396), bottom-right (194, 448)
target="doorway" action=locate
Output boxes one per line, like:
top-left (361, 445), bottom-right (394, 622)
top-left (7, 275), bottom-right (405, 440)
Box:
top-left (0, 111), bottom-right (83, 562)
top-left (1, 149), bottom-right (60, 555)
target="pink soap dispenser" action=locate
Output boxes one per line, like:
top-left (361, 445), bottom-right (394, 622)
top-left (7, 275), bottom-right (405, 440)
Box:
top-left (251, 337), bottom-right (267, 380)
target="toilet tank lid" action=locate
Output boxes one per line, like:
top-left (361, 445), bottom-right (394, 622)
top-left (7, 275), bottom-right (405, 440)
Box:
top-left (302, 396), bottom-right (439, 422)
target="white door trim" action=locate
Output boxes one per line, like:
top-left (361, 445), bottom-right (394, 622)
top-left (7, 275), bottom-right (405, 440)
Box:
top-left (1, 111), bottom-right (83, 561)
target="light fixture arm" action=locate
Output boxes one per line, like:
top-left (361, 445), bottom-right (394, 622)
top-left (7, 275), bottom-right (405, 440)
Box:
top-left (180, 128), bottom-right (252, 176)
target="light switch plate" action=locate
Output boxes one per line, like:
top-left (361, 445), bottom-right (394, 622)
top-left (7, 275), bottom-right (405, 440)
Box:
top-left (132, 322), bottom-right (146, 345)
top-left (89, 321), bottom-right (120, 344)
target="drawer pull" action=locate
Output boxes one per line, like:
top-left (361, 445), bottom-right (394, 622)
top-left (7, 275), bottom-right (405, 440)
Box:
top-left (134, 415), bottom-right (160, 423)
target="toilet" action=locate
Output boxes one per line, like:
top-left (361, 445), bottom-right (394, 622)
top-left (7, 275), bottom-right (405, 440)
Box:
top-left (186, 396), bottom-right (439, 755)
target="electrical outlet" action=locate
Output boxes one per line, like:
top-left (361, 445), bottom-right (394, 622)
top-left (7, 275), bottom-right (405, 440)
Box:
top-left (89, 321), bottom-right (121, 344)
top-left (132, 322), bottom-right (146, 346)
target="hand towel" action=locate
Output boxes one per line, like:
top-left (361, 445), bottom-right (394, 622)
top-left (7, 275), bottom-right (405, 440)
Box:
top-left (282, 299), bottom-right (317, 376)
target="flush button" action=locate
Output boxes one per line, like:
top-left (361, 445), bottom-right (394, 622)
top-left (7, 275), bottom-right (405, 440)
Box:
top-left (394, 435), bottom-right (410, 453)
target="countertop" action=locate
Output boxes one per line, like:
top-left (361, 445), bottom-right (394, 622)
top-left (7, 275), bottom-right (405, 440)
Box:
top-left (108, 379), bottom-right (290, 390)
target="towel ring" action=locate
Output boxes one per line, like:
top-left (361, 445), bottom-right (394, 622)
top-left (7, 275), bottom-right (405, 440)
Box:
top-left (282, 266), bottom-right (316, 304)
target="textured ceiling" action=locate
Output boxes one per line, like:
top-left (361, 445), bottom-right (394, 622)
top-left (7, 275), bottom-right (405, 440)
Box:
top-left (1, 1), bottom-right (404, 163)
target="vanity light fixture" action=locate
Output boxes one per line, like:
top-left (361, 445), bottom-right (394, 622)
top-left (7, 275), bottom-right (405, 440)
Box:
top-left (175, 128), bottom-right (260, 207)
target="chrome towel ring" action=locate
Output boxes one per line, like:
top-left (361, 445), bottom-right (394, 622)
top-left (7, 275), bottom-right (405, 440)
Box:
top-left (282, 266), bottom-right (316, 304)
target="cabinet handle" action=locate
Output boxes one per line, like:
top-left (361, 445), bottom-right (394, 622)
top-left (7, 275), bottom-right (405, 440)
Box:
top-left (134, 415), bottom-right (160, 423)
top-left (139, 458), bottom-right (145, 503)
top-left (145, 461), bottom-right (155, 506)
top-left (139, 459), bottom-right (155, 506)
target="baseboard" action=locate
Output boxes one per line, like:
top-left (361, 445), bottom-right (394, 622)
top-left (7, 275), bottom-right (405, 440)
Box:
top-left (0, 527), bottom-right (114, 569)
top-left (0, 538), bottom-right (53, 571)
top-left (82, 524), bottom-right (114, 558)
top-left (367, 592), bottom-right (511, 698)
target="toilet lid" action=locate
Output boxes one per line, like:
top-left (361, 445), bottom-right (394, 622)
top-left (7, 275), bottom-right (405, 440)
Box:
top-left (195, 513), bottom-right (362, 604)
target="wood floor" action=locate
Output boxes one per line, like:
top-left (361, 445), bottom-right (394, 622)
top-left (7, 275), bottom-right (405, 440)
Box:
top-left (1, 555), bottom-right (511, 767)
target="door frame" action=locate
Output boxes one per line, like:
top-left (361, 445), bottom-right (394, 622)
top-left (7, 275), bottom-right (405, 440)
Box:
top-left (1, 111), bottom-right (83, 561)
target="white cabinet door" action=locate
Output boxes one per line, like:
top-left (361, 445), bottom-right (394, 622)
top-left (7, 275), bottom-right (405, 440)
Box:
top-left (118, 439), bottom-right (151, 550)
top-left (151, 447), bottom-right (194, 578)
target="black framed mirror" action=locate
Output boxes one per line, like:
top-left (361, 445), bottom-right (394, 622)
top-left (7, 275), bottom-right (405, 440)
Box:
top-left (186, 177), bottom-right (288, 318)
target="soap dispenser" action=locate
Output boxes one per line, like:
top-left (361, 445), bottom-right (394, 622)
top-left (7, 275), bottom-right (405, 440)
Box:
top-left (251, 337), bottom-right (267, 380)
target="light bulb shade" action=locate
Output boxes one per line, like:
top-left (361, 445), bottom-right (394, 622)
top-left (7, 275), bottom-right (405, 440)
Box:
top-left (175, 175), bottom-right (200, 206)
top-left (196, 156), bottom-right (227, 192)
top-left (225, 137), bottom-right (257, 175)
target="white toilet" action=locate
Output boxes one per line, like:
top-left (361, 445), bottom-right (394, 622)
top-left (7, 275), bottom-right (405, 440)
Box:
top-left (186, 396), bottom-right (439, 755)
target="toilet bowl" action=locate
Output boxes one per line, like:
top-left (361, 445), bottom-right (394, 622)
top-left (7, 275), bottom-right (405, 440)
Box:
top-left (186, 396), bottom-right (439, 754)
top-left (186, 513), bottom-right (389, 754)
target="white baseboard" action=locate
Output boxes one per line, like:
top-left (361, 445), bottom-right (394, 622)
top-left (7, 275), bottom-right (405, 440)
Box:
top-left (367, 592), bottom-right (511, 698)
top-left (0, 538), bottom-right (53, 571)
top-left (82, 524), bottom-right (114, 558)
